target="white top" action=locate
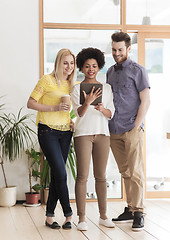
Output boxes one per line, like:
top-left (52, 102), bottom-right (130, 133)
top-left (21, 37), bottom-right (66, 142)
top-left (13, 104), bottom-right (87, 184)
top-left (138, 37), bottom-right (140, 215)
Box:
top-left (71, 83), bottom-right (115, 137)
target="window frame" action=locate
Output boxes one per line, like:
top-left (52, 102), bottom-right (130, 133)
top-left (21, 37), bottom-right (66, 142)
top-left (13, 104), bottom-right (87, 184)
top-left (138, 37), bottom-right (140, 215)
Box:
top-left (39, 0), bottom-right (170, 202)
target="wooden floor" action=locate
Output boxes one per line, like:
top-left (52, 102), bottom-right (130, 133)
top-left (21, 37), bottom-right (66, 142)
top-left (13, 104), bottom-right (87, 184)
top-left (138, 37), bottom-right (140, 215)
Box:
top-left (1, 199), bottom-right (170, 240)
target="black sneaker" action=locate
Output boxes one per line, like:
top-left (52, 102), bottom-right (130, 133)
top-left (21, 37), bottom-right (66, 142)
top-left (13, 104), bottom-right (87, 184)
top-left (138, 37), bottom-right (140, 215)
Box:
top-left (112, 207), bottom-right (134, 223)
top-left (132, 211), bottom-right (144, 231)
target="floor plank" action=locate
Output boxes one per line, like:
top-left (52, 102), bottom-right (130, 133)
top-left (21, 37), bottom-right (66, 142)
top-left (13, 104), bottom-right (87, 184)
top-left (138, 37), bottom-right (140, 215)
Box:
top-left (85, 202), bottom-right (133, 240)
top-left (26, 205), bottom-right (64, 240)
top-left (144, 200), bottom-right (170, 240)
top-left (71, 203), bottom-right (111, 240)
top-left (10, 205), bottom-right (42, 240)
top-left (1, 200), bottom-right (170, 240)
top-left (42, 204), bottom-right (87, 240)
top-left (0, 207), bottom-right (20, 240)
top-left (107, 201), bottom-right (158, 240)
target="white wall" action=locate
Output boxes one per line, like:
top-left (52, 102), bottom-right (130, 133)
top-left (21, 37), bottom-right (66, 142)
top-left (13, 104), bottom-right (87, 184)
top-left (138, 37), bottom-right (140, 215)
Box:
top-left (0, 0), bottom-right (39, 200)
top-left (0, 0), bottom-right (121, 201)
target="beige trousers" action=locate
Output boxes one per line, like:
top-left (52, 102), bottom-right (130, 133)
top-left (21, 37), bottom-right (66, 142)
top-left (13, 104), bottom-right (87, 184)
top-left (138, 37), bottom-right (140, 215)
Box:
top-left (74, 135), bottom-right (110, 218)
top-left (110, 127), bottom-right (144, 212)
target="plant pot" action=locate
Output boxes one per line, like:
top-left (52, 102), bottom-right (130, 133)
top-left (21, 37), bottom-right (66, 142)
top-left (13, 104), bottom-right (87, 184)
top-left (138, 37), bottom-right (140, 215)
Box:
top-left (0, 186), bottom-right (17, 207)
top-left (25, 192), bottom-right (39, 205)
top-left (44, 188), bottom-right (49, 204)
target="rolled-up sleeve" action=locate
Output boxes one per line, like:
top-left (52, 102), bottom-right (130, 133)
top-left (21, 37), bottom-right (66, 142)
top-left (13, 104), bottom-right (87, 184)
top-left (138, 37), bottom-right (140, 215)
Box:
top-left (70, 84), bottom-right (81, 117)
top-left (104, 84), bottom-right (115, 119)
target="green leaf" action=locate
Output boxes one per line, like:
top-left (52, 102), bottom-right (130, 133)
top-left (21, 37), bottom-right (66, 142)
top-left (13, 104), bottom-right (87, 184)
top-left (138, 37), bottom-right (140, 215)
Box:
top-left (41, 159), bottom-right (50, 188)
top-left (67, 154), bottom-right (76, 180)
top-left (32, 183), bottom-right (41, 193)
top-left (69, 109), bottom-right (76, 119)
top-left (0, 107), bottom-right (36, 162)
top-left (32, 169), bottom-right (41, 178)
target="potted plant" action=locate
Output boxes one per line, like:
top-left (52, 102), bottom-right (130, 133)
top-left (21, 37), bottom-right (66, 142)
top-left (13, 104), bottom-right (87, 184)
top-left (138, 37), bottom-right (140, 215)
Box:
top-left (25, 148), bottom-right (51, 205)
top-left (24, 148), bottom-right (42, 206)
top-left (0, 104), bottom-right (35, 207)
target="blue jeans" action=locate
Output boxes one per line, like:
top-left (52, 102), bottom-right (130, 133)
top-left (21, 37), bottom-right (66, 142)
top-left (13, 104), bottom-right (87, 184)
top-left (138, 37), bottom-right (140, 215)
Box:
top-left (38, 123), bottom-right (73, 217)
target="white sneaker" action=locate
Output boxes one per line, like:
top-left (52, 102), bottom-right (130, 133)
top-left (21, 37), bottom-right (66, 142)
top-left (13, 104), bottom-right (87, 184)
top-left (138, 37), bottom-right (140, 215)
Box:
top-left (77, 222), bottom-right (88, 231)
top-left (99, 218), bottom-right (115, 228)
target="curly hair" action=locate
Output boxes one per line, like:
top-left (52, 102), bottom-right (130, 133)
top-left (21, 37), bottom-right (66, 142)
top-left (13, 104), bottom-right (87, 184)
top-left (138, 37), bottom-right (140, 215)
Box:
top-left (76, 47), bottom-right (105, 71)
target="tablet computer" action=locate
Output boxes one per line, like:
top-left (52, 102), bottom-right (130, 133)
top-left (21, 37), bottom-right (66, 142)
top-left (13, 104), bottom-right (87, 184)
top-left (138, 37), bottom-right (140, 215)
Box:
top-left (80, 83), bottom-right (103, 105)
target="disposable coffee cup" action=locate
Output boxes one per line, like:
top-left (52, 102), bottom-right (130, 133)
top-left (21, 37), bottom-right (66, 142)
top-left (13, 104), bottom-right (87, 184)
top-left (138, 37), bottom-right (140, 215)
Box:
top-left (61, 95), bottom-right (70, 104)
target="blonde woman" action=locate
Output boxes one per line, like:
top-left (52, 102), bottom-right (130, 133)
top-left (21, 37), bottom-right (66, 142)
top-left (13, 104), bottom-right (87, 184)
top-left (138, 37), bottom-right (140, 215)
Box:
top-left (27, 49), bottom-right (76, 230)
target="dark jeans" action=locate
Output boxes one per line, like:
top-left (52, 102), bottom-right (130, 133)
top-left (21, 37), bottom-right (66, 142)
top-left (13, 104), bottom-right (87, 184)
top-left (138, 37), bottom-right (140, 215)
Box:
top-left (38, 123), bottom-right (73, 217)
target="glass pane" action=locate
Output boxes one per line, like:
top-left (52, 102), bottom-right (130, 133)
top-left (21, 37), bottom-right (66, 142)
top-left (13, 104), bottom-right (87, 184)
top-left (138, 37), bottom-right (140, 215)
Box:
top-left (44, 28), bottom-right (122, 199)
top-left (44, 29), bottom-right (116, 82)
top-left (145, 38), bottom-right (170, 192)
top-left (127, 0), bottom-right (170, 25)
top-left (43, 0), bottom-right (120, 24)
top-left (129, 33), bottom-right (138, 62)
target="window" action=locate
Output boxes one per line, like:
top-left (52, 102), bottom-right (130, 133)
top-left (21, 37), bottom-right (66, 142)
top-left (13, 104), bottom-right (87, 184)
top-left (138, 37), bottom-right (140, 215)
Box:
top-left (126, 0), bottom-right (170, 25)
top-left (43, 0), bottom-right (121, 24)
top-left (40, 0), bottom-right (170, 200)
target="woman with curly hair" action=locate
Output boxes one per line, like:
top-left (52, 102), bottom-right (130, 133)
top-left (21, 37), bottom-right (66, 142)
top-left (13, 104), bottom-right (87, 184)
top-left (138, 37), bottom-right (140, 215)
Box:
top-left (71, 47), bottom-right (115, 231)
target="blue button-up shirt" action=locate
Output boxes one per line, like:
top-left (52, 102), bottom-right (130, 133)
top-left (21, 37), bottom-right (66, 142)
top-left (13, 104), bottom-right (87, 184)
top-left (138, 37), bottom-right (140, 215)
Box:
top-left (106, 58), bottom-right (150, 134)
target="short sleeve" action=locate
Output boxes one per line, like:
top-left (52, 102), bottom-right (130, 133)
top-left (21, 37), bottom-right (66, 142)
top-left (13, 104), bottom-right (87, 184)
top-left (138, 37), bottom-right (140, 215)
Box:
top-left (30, 76), bottom-right (47, 102)
top-left (135, 67), bottom-right (150, 92)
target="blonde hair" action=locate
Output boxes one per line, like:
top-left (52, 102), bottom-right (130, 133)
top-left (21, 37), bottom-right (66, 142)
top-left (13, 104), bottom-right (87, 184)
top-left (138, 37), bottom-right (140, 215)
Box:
top-left (51, 49), bottom-right (76, 88)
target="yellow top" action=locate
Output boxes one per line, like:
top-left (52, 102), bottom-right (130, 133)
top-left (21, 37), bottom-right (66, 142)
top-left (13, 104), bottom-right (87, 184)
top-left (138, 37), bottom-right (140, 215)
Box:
top-left (30, 74), bottom-right (71, 131)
